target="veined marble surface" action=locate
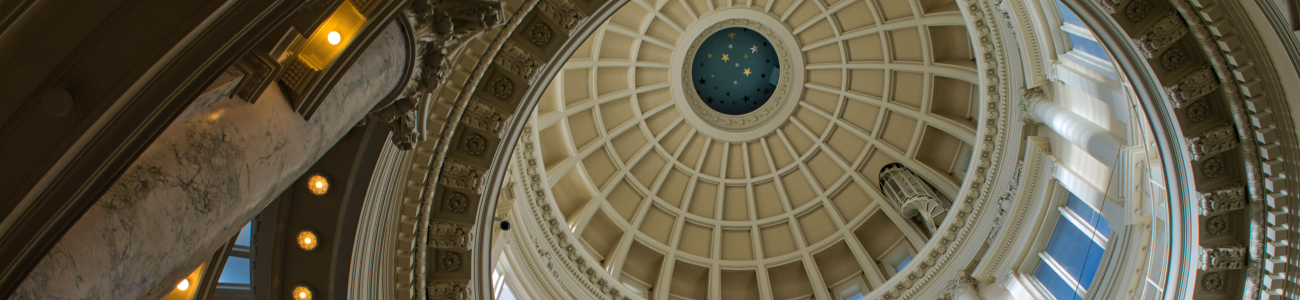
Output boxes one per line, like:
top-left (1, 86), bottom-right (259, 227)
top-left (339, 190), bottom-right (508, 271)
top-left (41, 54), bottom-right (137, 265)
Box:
top-left (11, 23), bottom-right (407, 300)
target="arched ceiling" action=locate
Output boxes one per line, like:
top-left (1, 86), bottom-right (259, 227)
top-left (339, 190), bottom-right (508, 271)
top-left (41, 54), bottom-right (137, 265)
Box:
top-left (523, 0), bottom-right (981, 297)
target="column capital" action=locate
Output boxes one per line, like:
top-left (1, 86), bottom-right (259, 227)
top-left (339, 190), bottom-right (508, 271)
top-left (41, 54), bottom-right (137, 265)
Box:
top-left (1020, 86), bottom-right (1049, 123)
top-left (943, 274), bottom-right (982, 300)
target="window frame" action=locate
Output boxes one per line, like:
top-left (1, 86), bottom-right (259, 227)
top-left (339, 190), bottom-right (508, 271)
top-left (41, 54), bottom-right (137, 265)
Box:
top-left (877, 240), bottom-right (916, 277)
top-left (828, 274), bottom-right (868, 300)
top-left (215, 222), bottom-right (255, 292)
top-left (1017, 183), bottom-right (1117, 300)
top-left (1040, 0), bottom-right (1120, 80)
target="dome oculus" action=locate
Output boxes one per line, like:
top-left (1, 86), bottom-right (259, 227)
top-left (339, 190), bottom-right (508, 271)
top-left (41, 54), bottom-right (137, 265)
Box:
top-left (689, 27), bottom-right (779, 115)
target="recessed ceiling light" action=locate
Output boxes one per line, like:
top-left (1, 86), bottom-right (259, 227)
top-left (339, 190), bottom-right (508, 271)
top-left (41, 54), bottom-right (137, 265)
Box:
top-left (293, 285), bottom-right (313, 300)
top-left (297, 230), bottom-right (319, 251)
top-left (307, 174), bottom-right (329, 196)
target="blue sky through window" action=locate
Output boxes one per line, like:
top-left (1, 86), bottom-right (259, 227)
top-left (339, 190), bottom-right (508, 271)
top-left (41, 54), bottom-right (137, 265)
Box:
top-left (1034, 191), bottom-right (1110, 299)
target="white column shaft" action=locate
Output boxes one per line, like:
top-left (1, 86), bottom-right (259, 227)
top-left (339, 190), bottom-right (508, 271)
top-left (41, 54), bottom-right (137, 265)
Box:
top-left (1032, 101), bottom-right (1123, 167)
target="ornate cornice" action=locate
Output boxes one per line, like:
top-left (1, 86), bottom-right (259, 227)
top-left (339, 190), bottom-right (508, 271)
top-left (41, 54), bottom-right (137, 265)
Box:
top-left (868, 0), bottom-right (1017, 297)
top-left (510, 125), bottom-right (638, 300)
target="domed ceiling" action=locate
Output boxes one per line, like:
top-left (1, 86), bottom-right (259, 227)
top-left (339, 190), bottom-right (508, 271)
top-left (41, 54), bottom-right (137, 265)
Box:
top-left (525, 0), bottom-right (980, 297)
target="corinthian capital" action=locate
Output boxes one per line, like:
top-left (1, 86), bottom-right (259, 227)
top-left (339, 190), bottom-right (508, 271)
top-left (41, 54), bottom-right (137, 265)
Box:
top-left (1020, 86), bottom-right (1048, 123)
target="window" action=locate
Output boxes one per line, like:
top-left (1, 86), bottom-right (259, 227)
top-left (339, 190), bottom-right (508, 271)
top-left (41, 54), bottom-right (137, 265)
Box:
top-left (1052, 0), bottom-right (1118, 81)
top-left (879, 241), bottom-right (915, 276)
top-left (837, 283), bottom-right (865, 300)
top-left (1030, 193), bottom-right (1111, 300)
top-left (621, 276), bottom-right (651, 298)
top-left (217, 222), bottom-right (254, 288)
top-left (492, 257), bottom-right (524, 300)
top-left (829, 275), bottom-right (867, 300)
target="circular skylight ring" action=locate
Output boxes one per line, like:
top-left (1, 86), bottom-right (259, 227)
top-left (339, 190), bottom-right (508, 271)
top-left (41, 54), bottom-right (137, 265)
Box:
top-left (669, 10), bottom-right (804, 142)
top-left (688, 27), bottom-right (780, 115)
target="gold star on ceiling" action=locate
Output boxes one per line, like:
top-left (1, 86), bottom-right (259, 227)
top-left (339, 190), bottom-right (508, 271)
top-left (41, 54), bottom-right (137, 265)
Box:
top-left (743, 68), bottom-right (751, 76)
top-left (721, 54), bottom-right (729, 62)
top-left (707, 53), bottom-right (712, 58)
top-left (744, 54), bottom-right (748, 59)
top-left (728, 31), bottom-right (736, 39)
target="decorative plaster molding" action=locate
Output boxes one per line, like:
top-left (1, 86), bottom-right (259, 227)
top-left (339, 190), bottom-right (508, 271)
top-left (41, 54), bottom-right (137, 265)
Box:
top-left (1133, 11), bottom-right (1188, 58)
top-left (1201, 243), bottom-right (1248, 270)
top-left (1187, 122), bottom-right (1239, 161)
top-left (873, 0), bottom-right (1015, 298)
top-left (1019, 86), bottom-right (1047, 123)
top-left (1200, 183), bottom-right (1246, 216)
top-left (1166, 64), bottom-right (1219, 109)
top-left (366, 0), bottom-right (506, 150)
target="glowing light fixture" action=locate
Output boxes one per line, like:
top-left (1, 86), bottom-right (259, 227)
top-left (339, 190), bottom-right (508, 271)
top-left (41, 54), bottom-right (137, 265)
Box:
top-left (327, 31), bottom-right (341, 45)
top-left (293, 285), bottom-right (313, 300)
top-left (176, 279), bottom-right (190, 291)
top-left (297, 230), bottom-right (319, 251)
top-left (297, 1), bottom-right (366, 69)
top-left (307, 174), bottom-right (329, 195)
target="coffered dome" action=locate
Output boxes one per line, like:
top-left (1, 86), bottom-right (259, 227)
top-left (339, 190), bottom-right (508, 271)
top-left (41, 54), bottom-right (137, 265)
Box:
top-left (520, 0), bottom-right (981, 297)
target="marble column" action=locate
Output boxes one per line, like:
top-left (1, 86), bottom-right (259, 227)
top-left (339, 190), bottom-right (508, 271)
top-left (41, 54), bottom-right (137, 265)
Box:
top-left (1027, 90), bottom-right (1124, 167)
top-left (9, 23), bottom-right (408, 300)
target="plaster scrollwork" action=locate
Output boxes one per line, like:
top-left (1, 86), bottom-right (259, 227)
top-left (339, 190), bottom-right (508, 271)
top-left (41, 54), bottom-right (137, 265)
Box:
top-left (1019, 86), bottom-right (1047, 123)
top-left (1187, 122), bottom-right (1238, 160)
top-left (428, 281), bottom-right (468, 300)
top-left (429, 221), bottom-right (471, 249)
top-left (940, 275), bottom-right (980, 300)
top-left (364, 0), bottom-right (505, 150)
top-left (1200, 183), bottom-right (1246, 216)
top-left (463, 99), bottom-right (510, 135)
top-left (1134, 11), bottom-right (1188, 58)
top-left (440, 158), bottom-right (486, 192)
top-left (986, 162), bottom-right (1025, 245)
top-left (1096, 0), bottom-right (1128, 14)
top-left (1201, 244), bottom-right (1248, 270)
top-left (1166, 64), bottom-right (1220, 109)
top-left (534, 0), bottom-right (587, 32)
top-left (496, 41), bottom-right (546, 82)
